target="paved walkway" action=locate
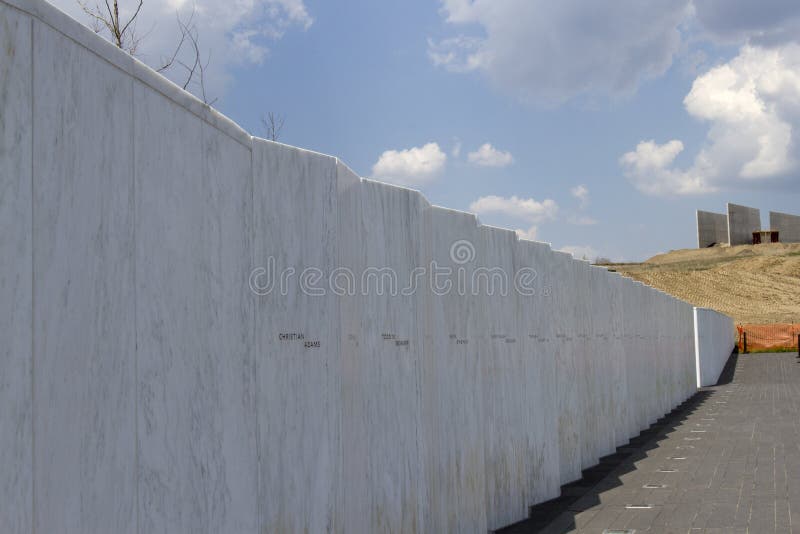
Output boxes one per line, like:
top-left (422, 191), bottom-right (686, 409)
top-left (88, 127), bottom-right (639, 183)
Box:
top-left (500, 352), bottom-right (800, 533)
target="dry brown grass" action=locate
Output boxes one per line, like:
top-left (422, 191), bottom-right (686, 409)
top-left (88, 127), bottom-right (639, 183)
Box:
top-left (605, 243), bottom-right (800, 324)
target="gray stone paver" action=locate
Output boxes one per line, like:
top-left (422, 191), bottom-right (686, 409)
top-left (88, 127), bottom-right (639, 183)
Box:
top-left (533, 352), bottom-right (800, 533)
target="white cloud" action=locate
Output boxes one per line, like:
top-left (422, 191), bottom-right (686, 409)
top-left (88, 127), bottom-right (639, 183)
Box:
top-left (620, 139), bottom-right (713, 195)
top-left (48, 0), bottom-right (313, 99)
top-left (469, 195), bottom-right (558, 223)
top-left (622, 44), bottom-right (800, 195)
top-left (514, 226), bottom-right (538, 241)
top-left (371, 143), bottom-right (447, 186)
top-left (467, 143), bottom-right (514, 167)
top-left (570, 184), bottom-right (589, 208)
top-left (558, 245), bottom-right (598, 261)
top-left (430, 0), bottom-right (691, 103)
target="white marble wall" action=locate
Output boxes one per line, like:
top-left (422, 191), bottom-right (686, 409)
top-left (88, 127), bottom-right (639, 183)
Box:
top-left (514, 240), bottom-right (561, 502)
top-left (32, 16), bottom-right (136, 533)
top-left (254, 140), bottom-right (340, 534)
top-left (694, 307), bottom-right (735, 387)
top-left (349, 180), bottom-right (429, 533)
top-left (477, 225), bottom-right (526, 530)
top-left (420, 206), bottom-right (487, 533)
top-left (0, 4), bottom-right (32, 532)
top-left (136, 85), bottom-right (258, 533)
top-left (553, 251), bottom-right (583, 485)
top-left (2, 0), bottom-right (732, 532)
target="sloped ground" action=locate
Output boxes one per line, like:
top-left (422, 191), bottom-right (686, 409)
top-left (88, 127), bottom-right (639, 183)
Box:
top-left (606, 243), bottom-right (800, 325)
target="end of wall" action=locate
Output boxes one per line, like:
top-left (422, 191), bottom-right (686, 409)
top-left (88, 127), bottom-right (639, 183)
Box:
top-left (694, 307), bottom-right (735, 387)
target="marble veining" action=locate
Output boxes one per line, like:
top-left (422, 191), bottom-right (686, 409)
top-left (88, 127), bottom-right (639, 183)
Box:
top-left (32, 17), bottom-right (136, 533)
top-left (135, 83), bottom-right (258, 533)
top-left (253, 139), bottom-right (340, 534)
top-left (0, 4), bottom-right (32, 533)
top-left (2, 0), bottom-right (730, 532)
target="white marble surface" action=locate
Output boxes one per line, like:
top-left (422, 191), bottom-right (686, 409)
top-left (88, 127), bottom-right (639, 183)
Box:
top-left (694, 307), bottom-right (735, 387)
top-left (336, 161), bottom-right (364, 534)
top-left (607, 271), bottom-right (630, 447)
top-left (3, 0), bottom-right (724, 531)
top-left (575, 260), bottom-right (597, 470)
top-left (253, 139), bottom-right (340, 534)
top-left (477, 225), bottom-right (527, 530)
top-left (341, 179), bottom-right (427, 533)
top-left (591, 266), bottom-right (614, 459)
top-left (552, 250), bottom-right (582, 485)
top-left (514, 239), bottom-right (560, 504)
top-left (420, 206), bottom-right (488, 533)
top-left (32, 18), bottom-right (136, 533)
top-left (135, 82), bottom-right (258, 533)
top-left (0, 4), bottom-right (32, 533)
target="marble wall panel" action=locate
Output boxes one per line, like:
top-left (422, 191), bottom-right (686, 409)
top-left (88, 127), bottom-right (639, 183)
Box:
top-left (135, 85), bottom-right (257, 533)
top-left (0, 4), bottom-right (32, 532)
top-left (340, 179), bottom-right (427, 533)
top-left (33, 19), bottom-right (136, 533)
top-left (515, 239), bottom-right (561, 504)
top-left (420, 206), bottom-right (487, 533)
top-left (252, 140), bottom-right (339, 534)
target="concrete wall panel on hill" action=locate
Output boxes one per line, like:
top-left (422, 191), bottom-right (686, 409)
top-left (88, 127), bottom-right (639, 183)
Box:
top-left (770, 211), bottom-right (800, 244)
top-left (727, 203), bottom-right (761, 246)
top-left (0, 4), bottom-right (32, 532)
top-left (697, 210), bottom-right (728, 247)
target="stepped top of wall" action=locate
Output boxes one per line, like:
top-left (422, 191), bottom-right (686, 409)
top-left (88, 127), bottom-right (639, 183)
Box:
top-left (5, 0), bottom-right (560, 246)
top-left (7, 0), bottom-right (716, 294)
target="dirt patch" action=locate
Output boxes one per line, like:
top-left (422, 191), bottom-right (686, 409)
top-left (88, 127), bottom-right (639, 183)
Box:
top-left (604, 243), bottom-right (800, 324)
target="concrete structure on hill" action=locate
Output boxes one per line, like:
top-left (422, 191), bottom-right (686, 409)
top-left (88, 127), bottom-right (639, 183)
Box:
top-left (693, 203), bottom-right (797, 248)
top-left (697, 210), bottom-right (728, 248)
top-left (727, 203), bottom-right (761, 246)
top-left (770, 211), bottom-right (800, 244)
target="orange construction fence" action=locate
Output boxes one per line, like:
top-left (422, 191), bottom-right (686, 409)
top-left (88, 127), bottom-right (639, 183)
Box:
top-left (737, 324), bottom-right (800, 352)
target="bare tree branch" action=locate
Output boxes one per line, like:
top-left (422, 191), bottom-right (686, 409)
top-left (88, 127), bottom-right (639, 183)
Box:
top-left (261, 112), bottom-right (285, 142)
top-left (76, 0), bottom-right (217, 105)
top-left (118, 0), bottom-right (143, 40)
top-left (78, 0), bottom-right (143, 54)
top-left (156, 10), bottom-right (193, 73)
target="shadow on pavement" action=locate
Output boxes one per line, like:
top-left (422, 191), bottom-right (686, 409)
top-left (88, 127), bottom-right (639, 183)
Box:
top-left (495, 350), bottom-right (739, 534)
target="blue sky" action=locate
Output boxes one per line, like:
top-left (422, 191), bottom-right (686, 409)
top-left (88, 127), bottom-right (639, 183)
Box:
top-left (51, 0), bottom-right (800, 261)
